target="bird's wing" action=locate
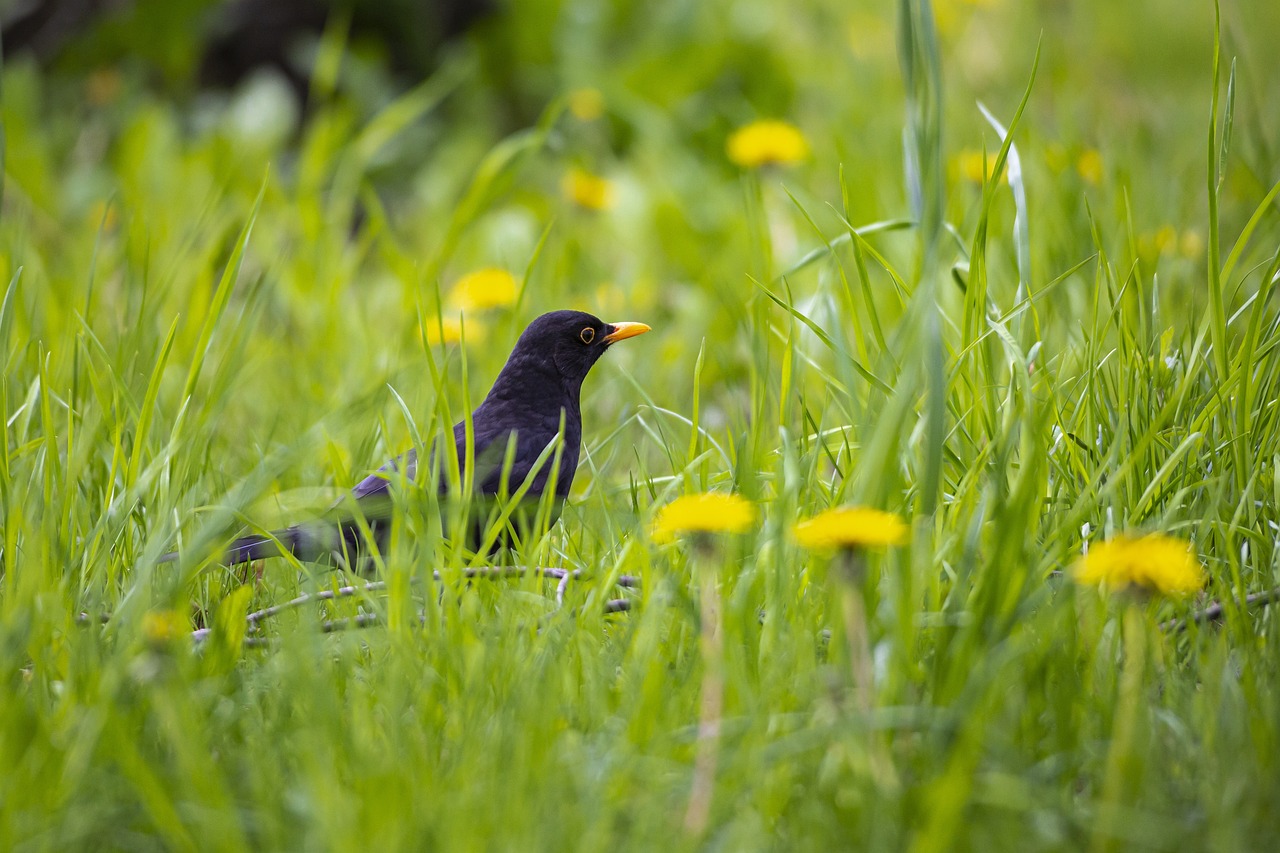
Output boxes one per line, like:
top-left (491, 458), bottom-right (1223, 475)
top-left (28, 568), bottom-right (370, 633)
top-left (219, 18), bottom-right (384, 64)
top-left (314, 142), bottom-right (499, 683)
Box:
top-left (455, 418), bottom-right (519, 495)
top-left (345, 416), bottom-right (572, 506)
top-left (350, 448), bottom-right (418, 503)
top-left (346, 427), bottom-right (509, 502)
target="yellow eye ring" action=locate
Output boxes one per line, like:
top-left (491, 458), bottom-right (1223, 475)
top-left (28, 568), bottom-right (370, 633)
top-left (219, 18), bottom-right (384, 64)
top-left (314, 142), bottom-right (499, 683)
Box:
top-left (579, 327), bottom-right (596, 344)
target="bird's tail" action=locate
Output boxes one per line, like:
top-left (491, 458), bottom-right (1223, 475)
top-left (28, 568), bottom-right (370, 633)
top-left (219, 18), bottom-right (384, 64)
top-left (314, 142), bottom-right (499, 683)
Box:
top-left (159, 522), bottom-right (369, 567)
top-left (157, 530), bottom-right (288, 565)
top-left (223, 532), bottom-right (289, 564)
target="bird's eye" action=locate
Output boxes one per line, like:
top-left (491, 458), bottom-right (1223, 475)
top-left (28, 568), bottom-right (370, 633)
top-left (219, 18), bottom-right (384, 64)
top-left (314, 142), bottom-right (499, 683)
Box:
top-left (579, 327), bottom-right (596, 344)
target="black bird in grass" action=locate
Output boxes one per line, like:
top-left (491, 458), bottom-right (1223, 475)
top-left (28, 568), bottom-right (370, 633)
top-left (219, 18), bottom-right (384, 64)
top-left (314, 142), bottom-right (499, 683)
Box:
top-left (167, 310), bottom-right (650, 567)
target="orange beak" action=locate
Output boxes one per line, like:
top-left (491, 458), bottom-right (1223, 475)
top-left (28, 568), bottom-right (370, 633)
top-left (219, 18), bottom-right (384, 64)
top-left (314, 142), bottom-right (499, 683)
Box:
top-left (601, 321), bottom-right (651, 344)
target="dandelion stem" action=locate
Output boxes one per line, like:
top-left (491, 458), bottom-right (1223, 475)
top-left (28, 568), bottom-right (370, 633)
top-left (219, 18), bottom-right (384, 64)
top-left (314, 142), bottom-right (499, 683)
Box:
top-left (834, 547), bottom-right (897, 788)
top-left (684, 557), bottom-right (723, 837)
top-left (1091, 603), bottom-right (1148, 853)
top-left (837, 549), bottom-right (874, 710)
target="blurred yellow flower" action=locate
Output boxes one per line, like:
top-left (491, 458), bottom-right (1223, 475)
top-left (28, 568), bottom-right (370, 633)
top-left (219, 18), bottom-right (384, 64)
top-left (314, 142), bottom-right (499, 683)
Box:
top-left (1139, 227), bottom-right (1203, 264)
top-left (933, 0), bottom-right (999, 35)
top-left (562, 167), bottom-right (616, 211)
top-left (447, 268), bottom-right (519, 311)
top-left (430, 313), bottom-right (481, 343)
top-left (954, 148), bottom-right (1007, 184)
top-left (792, 506), bottom-right (908, 551)
top-left (1137, 226), bottom-right (1179, 262)
top-left (142, 609), bottom-right (186, 644)
top-left (726, 120), bottom-right (809, 168)
top-left (845, 12), bottom-right (894, 61)
top-left (592, 281), bottom-right (625, 317)
top-left (1076, 148), bottom-right (1103, 185)
top-left (87, 200), bottom-right (119, 232)
top-left (1073, 533), bottom-right (1206, 597)
top-left (568, 88), bottom-right (605, 121)
top-left (653, 493), bottom-right (756, 542)
top-left (1179, 229), bottom-right (1204, 258)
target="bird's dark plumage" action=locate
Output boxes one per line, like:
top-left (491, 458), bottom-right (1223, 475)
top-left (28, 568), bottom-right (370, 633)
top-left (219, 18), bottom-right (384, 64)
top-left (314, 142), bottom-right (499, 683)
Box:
top-left (175, 310), bottom-right (649, 567)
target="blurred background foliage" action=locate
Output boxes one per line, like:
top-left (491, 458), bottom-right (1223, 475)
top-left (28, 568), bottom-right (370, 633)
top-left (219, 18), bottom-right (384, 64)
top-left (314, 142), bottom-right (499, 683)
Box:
top-left (4, 0), bottom-right (1277, 455)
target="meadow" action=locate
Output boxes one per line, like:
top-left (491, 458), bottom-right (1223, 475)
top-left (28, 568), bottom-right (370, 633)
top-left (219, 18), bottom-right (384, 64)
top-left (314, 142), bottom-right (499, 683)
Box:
top-left (2, 0), bottom-right (1280, 849)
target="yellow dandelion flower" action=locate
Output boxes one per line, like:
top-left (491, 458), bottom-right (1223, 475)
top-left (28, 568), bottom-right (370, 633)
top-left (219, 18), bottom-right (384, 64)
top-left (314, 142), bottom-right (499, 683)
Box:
top-left (447, 268), bottom-right (519, 311)
top-left (87, 199), bottom-right (118, 232)
top-left (1179, 229), bottom-right (1204, 259)
top-left (1138, 226), bottom-right (1180, 263)
top-left (592, 281), bottom-right (625, 317)
top-left (1073, 533), bottom-right (1206, 597)
top-left (568, 88), bottom-right (605, 121)
top-left (933, 0), bottom-right (999, 35)
top-left (425, 316), bottom-right (463, 345)
top-left (726, 120), bottom-right (809, 169)
top-left (562, 167), bottom-right (616, 211)
top-left (1076, 148), bottom-right (1104, 185)
top-left (846, 12), bottom-right (894, 61)
top-left (142, 609), bottom-right (186, 644)
top-left (954, 148), bottom-right (1007, 184)
top-left (792, 506), bottom-right (909, 551)
top-left (652, 493), bottom-right (756, 543)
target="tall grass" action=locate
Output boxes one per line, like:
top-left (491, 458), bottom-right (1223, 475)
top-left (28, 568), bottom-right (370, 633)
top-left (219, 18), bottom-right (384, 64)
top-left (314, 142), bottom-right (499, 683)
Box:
top-left (2, 0), bottom-right (1280, 849)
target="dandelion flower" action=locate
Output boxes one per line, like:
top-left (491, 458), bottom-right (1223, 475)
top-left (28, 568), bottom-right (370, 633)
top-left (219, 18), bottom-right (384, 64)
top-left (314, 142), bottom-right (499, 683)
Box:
top-left (726, 120), bottom-right (809, 168)
top-left (1073, 533), bottom-right (1205, 597)
top-left (568, 88), bottom-right (605, 121)
top-left (562, 167), bottom-right (615, 211)
top-left (1179, 229), bottom-right (1204, 259)
top-left (425, 316), bottom-right (465, 345)
top-left (652, 493), bottom-right (756, 543)
top-left (1138, 226), bottom-right (1180, 264)
top-left (792, 506), bottom-right (908, 551)
top-left (933, 0), bottom-right (999, 34)
top-left (1076, 148), bottom-right (1103, 185)
top-left (447, 268), bottom-right (519, 311)
top-left (87, 199), bottom-right (119, 232)
top-left (954, 148), bottom-right (1007, 184)
top-left (142, 609), bottom-right (186, 644)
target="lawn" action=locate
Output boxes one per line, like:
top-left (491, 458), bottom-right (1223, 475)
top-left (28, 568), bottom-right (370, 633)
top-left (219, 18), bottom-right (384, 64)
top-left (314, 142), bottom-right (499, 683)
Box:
top-left (2, 0), bottom-right (1280, 849)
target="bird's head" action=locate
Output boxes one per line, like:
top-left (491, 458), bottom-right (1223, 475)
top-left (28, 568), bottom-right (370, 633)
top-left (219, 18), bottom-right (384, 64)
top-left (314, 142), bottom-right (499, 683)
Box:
top-left (511, 309), bottom-right (651, 388)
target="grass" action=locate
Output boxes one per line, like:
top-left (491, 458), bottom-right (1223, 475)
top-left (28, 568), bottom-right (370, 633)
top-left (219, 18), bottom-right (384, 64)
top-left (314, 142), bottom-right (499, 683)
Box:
top-left (3, 0), bottom-right (1280, 848)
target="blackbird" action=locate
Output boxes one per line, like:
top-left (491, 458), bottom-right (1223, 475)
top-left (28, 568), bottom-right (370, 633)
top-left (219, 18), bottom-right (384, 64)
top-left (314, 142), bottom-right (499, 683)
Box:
top-left (167, 310), bottom-right (649, 566)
